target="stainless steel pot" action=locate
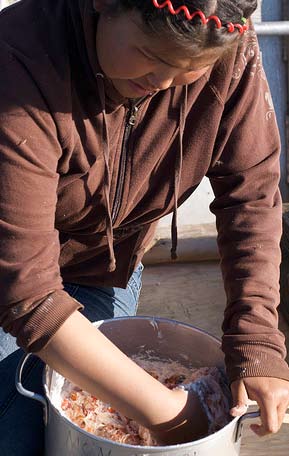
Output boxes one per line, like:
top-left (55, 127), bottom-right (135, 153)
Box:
top-left (16, 316), bottom-right (260, 456)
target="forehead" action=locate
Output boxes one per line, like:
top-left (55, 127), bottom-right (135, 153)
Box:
top-left (116, 10), bottom-right (222, 69)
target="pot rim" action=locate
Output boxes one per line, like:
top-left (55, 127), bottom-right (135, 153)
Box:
top-left (92, 315), bottom-right (223, 342)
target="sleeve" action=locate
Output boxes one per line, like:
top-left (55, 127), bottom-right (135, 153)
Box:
top-left (207, 32), bottom-right (289, 383)
top-left (0, 44), bottom-right (82, 353)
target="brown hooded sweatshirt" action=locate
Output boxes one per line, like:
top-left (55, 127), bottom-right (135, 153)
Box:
top-left (0, 0), bottom-right (288, 384)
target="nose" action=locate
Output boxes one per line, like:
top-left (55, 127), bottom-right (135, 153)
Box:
top-left (146, 67), bottom-right (178, 91)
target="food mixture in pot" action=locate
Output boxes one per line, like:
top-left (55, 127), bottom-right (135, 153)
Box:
top-left (59, 357), bottom-right (231, 446)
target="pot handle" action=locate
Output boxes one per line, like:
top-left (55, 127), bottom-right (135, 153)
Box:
top-left (15, 352), bottom-right (48, 426)
top-left (235, 408), bottom-right (289, 442)
top-left (235, 411), bottom-right (260, 442)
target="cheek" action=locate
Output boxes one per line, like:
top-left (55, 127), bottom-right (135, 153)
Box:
top-left (96, 35), bottom-right (149, 79)
top-left (174, 68), bottom-right (209, 86)
top-left (96, 34), bottom-right (117, 76)
top-left (97, 47), bottom-right (148, 79)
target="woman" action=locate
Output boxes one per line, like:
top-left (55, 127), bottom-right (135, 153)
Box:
top-left (0, 0), bottom-right (289, 454)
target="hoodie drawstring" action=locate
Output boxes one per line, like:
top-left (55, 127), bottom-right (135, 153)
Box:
top-left (170, 85), bottom-right (188, 260)
top-left (96, 72), bottom-right (186, 268)
top-left (96, 73), bottom-right (116, 272)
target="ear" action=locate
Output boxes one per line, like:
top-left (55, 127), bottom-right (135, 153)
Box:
top-left (93, 0), bottom-right (114, 13)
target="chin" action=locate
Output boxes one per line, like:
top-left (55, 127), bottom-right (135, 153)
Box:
top-left (112, 85), bottom-right (137, 99)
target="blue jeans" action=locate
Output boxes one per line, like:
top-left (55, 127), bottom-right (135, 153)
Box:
top-left (0, 263), bottom-right (143, 456)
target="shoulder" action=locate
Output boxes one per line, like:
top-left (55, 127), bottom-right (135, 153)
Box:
top-left (0, 0), bottom-right (73, 120)
top-left (230, 30), bottom-right (263, 80)
top-left (206, 27), bottom-right (264, 105)
top-left (0, 0), bottom-right (69, 74)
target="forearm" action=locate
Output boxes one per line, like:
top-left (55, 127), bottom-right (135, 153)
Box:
top-left (37, 310), bottom-right (189, 431)
top-left (210, 162), bottom-right (287, 381)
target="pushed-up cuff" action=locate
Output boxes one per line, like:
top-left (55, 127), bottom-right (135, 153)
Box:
top-left (11, 290), bottom-right (83, 352)
top-left (223, 342), bottom-right (289, 384)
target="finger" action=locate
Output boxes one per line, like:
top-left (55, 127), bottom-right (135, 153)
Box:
top-left (250, 398), bottom-right (279, 437)
top-left (277, 400), bottom-right (289, 429)
top-left (230, 380), bottom-right (249, 417)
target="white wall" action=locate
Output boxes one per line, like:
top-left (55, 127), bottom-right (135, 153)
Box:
top-left (0, 0), bottom-right (18, 8)
top-left (158, 178), bottom-right (215, 232)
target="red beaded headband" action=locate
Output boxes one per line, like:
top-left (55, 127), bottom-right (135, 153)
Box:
top-left (151, 0), bottom-right (248, 34)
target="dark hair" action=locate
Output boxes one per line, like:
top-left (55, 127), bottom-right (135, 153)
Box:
top-left (104, 0), bottom-right (258, 54)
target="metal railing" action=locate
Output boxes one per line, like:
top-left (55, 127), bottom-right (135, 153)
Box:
top-left (255, 21), bottom-right (289, 35)
top-left (253, 19), bottom-right (289, 185)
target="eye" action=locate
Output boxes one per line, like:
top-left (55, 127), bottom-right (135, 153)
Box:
top-left (186, 65), bottom-right (211, 74)
top-left (140, 50), bottom-right (157, 63)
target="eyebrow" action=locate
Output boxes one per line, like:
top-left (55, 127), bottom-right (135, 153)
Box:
top-left (141, 46), bottom-right (213, 72)
top-left (142, 46), bottom-right (185, 69)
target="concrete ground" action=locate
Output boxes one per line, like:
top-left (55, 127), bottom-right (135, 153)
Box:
top-left (138, 261), bottom-right (289, 456)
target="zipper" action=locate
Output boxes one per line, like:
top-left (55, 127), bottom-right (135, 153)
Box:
top-left (111, 100), bottom-right (141, 224)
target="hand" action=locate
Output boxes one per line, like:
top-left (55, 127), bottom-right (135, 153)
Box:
top-left (230, 377), bottom-right (289, 436)
top-left (150, 389), bottom-right (208, 445)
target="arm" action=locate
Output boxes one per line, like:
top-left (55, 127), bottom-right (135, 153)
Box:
top-left (207, 30), bottom-right (289, 433)
top-left (0, 43), bottom-right (80, 349)
top-left (38, 310), bottom-right (208, 443)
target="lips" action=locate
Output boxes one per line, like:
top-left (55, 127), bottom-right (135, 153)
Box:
top-left (134, 81), bottom-right (156, 92)
top-left (128, 79), bottom-right (157, 95)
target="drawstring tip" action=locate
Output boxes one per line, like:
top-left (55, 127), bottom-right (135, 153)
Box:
top-left (108, 258), bottom-right (116, 272)
top-left (170, 249), bottom-right (178, 260)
